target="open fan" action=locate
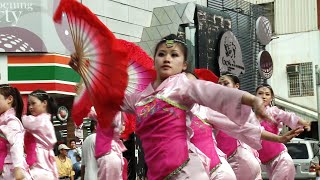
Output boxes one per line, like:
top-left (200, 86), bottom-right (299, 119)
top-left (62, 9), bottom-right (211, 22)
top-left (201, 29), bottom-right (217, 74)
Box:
top-left (118, 39), bottom-right (156, 93)
top-left (71, 80), bottom-right (92, 127)
top-left (54, 0), bottom-right (129, 128)
top-left (71, 40), bottom-right (156, 127)
top-left (194, 68), bottom-right (219, 83)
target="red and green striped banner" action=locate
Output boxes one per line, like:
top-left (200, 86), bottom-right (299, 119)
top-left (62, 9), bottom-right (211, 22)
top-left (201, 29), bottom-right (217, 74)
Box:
top-left (8, 54), bottom-right (80, 95)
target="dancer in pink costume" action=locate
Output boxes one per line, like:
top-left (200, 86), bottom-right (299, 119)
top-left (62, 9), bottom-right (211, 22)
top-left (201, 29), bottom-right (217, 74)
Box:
top-left (120, 34), bottom-right (274, 180)
top-left (216, 74), bottom-right (304, 180)
top-left (190, 104), bottom-right (260, 180)
top-left (71, 34), bottom-right (273, 179)
top-left (88, 107), bottom-right (127, 180)
top-left (187, 73), bottom-right (301, 180)
top-left (0, 84), bottom-right (31, 180)
top-left (256, 83), bottom-right (310, 180)
top-left (216, 73), bottom-right (263, 180)
top-left (22, 89), bottom-right (59, 179)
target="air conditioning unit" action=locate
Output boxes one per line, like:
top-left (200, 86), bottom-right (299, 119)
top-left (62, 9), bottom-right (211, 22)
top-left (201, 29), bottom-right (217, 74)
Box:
top-left (286, 65), bottom-right (299, 74)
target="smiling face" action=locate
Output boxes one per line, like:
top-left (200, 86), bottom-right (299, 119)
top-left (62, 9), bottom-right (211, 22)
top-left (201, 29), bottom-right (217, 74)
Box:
top-left (256, 86), bottom-right (273, 107)
top-left (154, 43), bottom-right (187, 81)
top-left (28, 95), bottom-right (47, 116)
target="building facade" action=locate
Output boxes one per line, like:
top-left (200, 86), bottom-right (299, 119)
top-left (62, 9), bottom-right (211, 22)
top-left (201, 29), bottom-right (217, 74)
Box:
top-left (246, 0), bottom-right (319, 138)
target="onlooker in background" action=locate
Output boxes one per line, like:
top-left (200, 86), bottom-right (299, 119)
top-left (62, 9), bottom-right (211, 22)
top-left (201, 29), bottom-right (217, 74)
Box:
top-left (73, 152), bottom-right (82, 180)
top-left (81, 114), bottom-right (98, 180)
top-left (68, 139), bottom-right (77, 165)
top-left (55, 144), bottom-right (75, 180)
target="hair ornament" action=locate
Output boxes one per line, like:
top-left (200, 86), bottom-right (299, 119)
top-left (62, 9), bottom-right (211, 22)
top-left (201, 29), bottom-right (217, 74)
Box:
top-left (29, 92), bottom-right (48, 97)
top-left (0, 85), bottom-right (11, 89)
top-left (162, 38), bottom-right (187, 48)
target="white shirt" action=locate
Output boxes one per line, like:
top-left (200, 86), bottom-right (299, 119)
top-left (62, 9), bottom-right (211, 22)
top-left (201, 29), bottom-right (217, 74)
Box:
top-left (81, 133), bottom-right (98, 180)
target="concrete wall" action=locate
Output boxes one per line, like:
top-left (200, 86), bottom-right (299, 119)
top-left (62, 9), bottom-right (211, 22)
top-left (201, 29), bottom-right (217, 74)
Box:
top-left (82, 0), bottom-right (207, 42)
top-left (266, 30), bottom-right (320, 110)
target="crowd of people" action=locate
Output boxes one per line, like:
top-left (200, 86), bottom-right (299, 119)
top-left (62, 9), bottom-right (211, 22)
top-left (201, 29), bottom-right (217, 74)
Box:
top-left (0, 33), bottom-right (312, 180)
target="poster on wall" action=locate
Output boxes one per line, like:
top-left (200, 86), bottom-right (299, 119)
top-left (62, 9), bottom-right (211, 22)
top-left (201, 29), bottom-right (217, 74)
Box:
top-left (257, 50), bottom-right (273, 79)
top-left (195, 5), bottom-right (232, 76)
top-left (218, 31), bottom-right (245, 76)
top-left (0, 0), bottom-right (72, 54)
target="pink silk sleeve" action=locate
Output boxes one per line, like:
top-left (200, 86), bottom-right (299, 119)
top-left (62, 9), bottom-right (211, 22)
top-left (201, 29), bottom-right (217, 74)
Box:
top-left (269, 106), bottom-right (301, 129)
top-left (204, 107), bottom-right (262, 150)
top-left (22, 114), bottom-right (57, 148)
top-left (22, 115), bottom-right (40, 131)
top-left (121, 93), bottom-right (140, 114)
top-left (1, 119), bottom-right (25, 168)
top-left (183, 79), bottom-right (252, 126)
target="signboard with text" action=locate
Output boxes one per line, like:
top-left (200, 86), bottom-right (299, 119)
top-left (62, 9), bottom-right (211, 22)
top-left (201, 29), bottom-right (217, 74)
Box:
top-left (0, 0), bottom-right (72, 54)
top-left (218, 31), bottom-right (245, 76)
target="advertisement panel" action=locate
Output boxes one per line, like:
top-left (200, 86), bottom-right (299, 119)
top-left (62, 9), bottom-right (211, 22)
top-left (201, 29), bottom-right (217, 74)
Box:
top-left (0, 0), bottom-right (72, 54)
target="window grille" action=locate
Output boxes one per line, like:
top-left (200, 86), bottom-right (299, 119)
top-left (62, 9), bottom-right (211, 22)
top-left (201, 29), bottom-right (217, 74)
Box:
top-left (287, 62), bottom-right (314, 97)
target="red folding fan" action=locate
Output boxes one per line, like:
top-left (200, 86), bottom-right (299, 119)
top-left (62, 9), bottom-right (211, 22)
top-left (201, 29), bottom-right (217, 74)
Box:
top-left (70, 40), bottom-right (156, 127)
top-left (118, 39), bottom-right (156, 94)
top-left (71, 80), bottom-right (92, 127)
top-left (54, 0), bottom-right (128, 128)
top-left (194, 68), bottom-right (219, 83)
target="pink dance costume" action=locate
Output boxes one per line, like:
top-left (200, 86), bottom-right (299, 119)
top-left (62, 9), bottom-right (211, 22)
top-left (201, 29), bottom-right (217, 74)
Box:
top-left (94, 112), bottom-right (127, 180)
top-left (22, 113), bottom-right (58, 179)
top-left (258, 106), bottom-right (302, 180)
top-left (0, 108), bottom-right (31, 180)
top-left (121, 73), bottom-right (252, 180)
top-left (191, 104), bottom-right (263, 180)
top-left (216, 111), bottom-right (263, 180)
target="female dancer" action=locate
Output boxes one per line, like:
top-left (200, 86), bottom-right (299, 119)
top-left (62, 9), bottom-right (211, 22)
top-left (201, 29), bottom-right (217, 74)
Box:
top-left (88, 107), bottom-right (127, 180)
top-left (119, 34), bottom-right (273, 180)
top-left (22, 89), bottom-right (59, 179)
top-left (0, 84), bottom-right (31, 180)
top-left (216, 73), bottom-right (304, 180)
top-left (71, 33), bottom-right (273, 179)
top-left (188, 72), bottom-right (302, 180)
top-left (255, 83), bottom-right (310, 180)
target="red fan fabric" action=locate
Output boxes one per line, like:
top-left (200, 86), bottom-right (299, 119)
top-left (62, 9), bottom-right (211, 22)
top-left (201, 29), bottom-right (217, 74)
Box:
top-left (194, 68), bottom-right (219, 83)
top-left (54, 0), bottom-right (128, 128)
top-left (69, 40), bottom-right (156, 126)
top-left (120, 113), bottom-right (136, 141)
top-left (118, 39), bottom-right (156, 94)
top-left (71, 83), bottom-right (92, 127)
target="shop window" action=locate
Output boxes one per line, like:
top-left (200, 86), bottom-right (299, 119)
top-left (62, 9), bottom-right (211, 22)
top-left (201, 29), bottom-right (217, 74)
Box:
top-left (287, 62), bottom-right (314, 97)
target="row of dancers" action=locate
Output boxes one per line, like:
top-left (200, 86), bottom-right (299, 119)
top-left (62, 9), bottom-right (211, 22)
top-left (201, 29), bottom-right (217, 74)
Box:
top-left (0, 88), bottom-right (58, 179)
top-left (79, 34), bottom-right (310, 180)
top-left (0, 33), bottom-right (310, 180)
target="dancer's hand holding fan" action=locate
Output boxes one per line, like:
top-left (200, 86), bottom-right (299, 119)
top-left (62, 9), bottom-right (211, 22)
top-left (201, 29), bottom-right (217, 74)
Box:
top-left (54, 0), bottom-right (128, 128)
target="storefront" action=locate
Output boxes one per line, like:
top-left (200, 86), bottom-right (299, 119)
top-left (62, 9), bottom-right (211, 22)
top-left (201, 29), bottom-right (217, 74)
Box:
top-left (0, 0), bottom-right (81, 144)
top-left (1, 53), bottom-right (80, 144)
